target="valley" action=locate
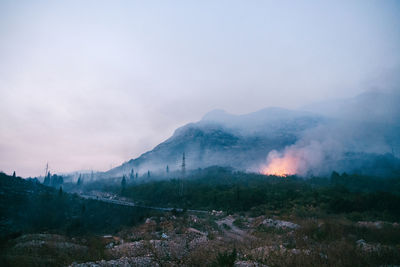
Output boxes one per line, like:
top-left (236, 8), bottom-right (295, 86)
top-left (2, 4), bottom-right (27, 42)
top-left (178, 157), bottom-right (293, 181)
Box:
top-left (1, 169), bottom-right (400, 266)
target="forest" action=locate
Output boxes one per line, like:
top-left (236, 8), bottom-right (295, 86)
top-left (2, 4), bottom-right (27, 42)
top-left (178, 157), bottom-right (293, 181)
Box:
top-left (116, 167), bottom-right (400, 222)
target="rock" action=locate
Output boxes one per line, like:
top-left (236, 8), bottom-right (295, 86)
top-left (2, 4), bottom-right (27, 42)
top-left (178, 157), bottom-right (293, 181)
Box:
top-left (291, 248), bottom-right (300, 255)
top-left (357, 221), bottom-right (384, 229)
top-left (110, 241), bottom-right (146, 258)
top-left (319, 253), bottom-right (328, 259)
top-left (161, 233), bottom-right (169, 239)
top-left (145, 218), bottom-right (156, 224)
top-left (189, 215), bottom-right (199, 223)
top-left (262, 218), bottom-right (300, 229)
top-left (105, 242), bottom-right (114, 249)
top-left (356, 239), bottom-right (381, 252)
top-left (356, 239), bottom-right (366, 246)
top-left (186, 227), bottom-right (205, 235)
top-left (234, 260), bottom-right (269, 267)
top-left (70, 256), bottom-right (159, 267)
top-left (211, 210), bottom-right (224, 216)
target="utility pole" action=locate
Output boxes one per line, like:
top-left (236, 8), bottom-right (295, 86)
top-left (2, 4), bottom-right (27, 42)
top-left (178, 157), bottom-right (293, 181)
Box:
top-left (45, 162), bottom-right (49, 177)
top-left (182, 152), bottom-right (186, 177)
top-left (180, 152), bottom-right (186, 197)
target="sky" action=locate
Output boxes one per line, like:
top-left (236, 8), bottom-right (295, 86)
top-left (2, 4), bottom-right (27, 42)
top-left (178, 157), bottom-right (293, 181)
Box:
top-left (1, 0), bottom-right (399, 177)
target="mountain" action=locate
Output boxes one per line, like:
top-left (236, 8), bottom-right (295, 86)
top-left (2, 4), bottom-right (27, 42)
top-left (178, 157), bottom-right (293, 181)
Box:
top-left (103, 91), bottom-right (400, 178)
top-left (105, 107), bottom-right (324, 177)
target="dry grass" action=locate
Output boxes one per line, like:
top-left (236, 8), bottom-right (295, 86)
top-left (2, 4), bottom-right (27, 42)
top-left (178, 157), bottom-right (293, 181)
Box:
top-left (1, 212), bottom-right (399, 266)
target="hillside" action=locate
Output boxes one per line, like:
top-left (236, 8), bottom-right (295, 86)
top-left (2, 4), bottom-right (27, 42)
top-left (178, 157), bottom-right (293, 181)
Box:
top-left (0, 172), bottom-right (154, 240)
top-left (106, 107), bottom-right (323, 177)
top-left (104, 92), bottom-right (400, 178)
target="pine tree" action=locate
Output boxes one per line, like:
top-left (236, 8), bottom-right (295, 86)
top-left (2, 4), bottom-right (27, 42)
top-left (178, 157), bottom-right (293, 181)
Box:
top-left (147, 170), bottom-right (151, 178)
top-left (77, 174), bottom-right (82, 186)
top-left (12, 171), bottom-right (16, 178)
top-left (43, 172), bottom-right (51, 186)
top-left (121, 175), bottom-right (127, 189)
top-left (50, 174), bottom-right (55, 187)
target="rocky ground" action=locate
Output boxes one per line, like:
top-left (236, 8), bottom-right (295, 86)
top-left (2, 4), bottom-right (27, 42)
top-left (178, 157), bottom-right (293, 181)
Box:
top-left (2, 212), bottom-right (400, 266)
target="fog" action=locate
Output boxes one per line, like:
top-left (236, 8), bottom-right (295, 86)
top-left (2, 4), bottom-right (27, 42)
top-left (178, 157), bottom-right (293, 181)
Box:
top-left (1, 0), bottom-right (399, 176)
top-left (263, 91), bottom-right (400, 177)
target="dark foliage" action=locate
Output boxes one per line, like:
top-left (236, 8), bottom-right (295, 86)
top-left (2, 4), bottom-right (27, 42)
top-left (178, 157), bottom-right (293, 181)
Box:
top-left (214, 248), bottom-right (237, 267)
top-left (0, 172), bottom-right (155, 240)
top-left (121, 167), bottom-right (400, 221)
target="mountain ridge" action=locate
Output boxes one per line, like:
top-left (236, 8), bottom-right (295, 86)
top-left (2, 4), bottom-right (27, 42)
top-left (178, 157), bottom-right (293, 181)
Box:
top-left (105, 107), bottom-right (323, 177)
top-left (104, 91), bottom-right (400, 178)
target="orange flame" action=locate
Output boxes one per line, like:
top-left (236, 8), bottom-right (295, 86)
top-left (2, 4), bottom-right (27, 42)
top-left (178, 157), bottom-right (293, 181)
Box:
top-left (261, 151), bottom-right (299, 177)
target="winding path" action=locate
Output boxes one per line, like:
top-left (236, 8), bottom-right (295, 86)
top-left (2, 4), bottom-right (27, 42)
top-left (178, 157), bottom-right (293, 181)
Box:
top-left (79, 194), bottom-right (208, 214)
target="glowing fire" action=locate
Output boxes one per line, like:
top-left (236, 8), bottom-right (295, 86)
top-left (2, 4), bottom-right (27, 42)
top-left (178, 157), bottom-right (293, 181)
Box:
top-left (261, 151), bottom-right (299, 177)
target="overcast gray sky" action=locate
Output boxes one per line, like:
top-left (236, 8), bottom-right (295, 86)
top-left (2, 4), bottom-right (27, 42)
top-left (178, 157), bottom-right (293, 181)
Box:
top-left (1, 0), bottom-right (399, 177)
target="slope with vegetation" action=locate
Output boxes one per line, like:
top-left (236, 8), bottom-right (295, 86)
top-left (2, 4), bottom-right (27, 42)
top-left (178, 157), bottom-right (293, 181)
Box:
top-left (119, 167), bottom-right (400, 222)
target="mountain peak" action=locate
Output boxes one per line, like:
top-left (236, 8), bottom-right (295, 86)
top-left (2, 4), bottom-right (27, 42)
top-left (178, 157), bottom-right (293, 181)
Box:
top-left (199, 106), bottom-right (318, 130)
top-left (201, 109), bottom-right (230, 122)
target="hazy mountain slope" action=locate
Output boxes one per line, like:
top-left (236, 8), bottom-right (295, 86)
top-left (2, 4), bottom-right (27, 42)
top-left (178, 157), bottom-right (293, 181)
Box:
top-left (273, 91), bottom-right (400, 176)
top-left (104, 92), bottom-right (400, 178)
top-left (105, 107), bottom-right (323, 177)
top-left (301, 91), bottom-right (400, 154)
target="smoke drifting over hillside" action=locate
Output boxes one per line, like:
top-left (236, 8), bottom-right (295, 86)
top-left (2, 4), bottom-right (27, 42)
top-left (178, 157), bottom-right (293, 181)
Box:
top-left (262, 140), bottom-right (337, 177)
top-left (262, 92), bottom-right (400, 177)
top-left (104, 91), bottom-right (400, 179)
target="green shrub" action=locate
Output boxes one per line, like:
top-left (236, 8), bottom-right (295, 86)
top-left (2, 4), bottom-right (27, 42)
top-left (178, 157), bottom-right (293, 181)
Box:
top-left (214, 248), bottom-right (237, 267)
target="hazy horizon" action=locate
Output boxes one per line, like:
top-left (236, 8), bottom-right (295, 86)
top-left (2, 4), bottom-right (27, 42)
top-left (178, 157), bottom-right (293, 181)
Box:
top-left (1, 1), bottom-right (399, 177)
